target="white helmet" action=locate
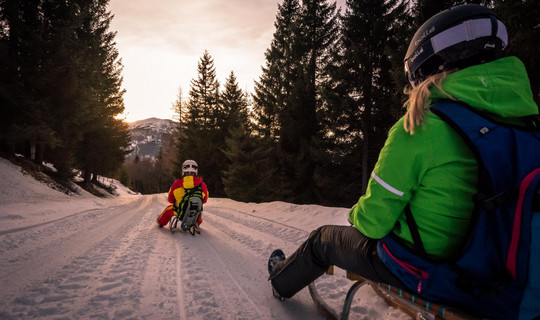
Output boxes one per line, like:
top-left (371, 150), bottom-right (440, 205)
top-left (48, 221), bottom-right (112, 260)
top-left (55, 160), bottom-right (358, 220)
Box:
top-left (181, 160), bottom-right (198, 177)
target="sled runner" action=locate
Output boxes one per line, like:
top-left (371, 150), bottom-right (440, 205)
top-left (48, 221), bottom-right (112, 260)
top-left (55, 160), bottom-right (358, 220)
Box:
top-left (309, 266), bottom-right (475, 320)
top-left (168, 213), bottom-right (200, 236)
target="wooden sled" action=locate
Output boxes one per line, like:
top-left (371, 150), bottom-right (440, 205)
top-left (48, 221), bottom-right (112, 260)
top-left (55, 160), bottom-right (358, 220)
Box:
top-left (309, 266), bottom-right (476, 320)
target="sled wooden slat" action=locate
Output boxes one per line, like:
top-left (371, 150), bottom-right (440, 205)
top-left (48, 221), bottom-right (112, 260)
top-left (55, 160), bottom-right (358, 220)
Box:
top-left (309, 267), bottom-right (476, 320)
top-left (345, 271), bottom-right (476, 320)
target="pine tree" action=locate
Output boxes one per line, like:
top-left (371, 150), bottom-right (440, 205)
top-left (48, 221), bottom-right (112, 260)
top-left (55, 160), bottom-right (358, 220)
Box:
top-left (222, 126), bottom-right (278, 202)
top-left (252, 0), bottom-right (301, 140)
top-left (285, 0), bottom-right (339, 203)
top-left (493, 0), bottom-right (540, 106)
top-left (221, 71), bottom-right (274, 200)
top-left (73, 0), bottom-right (130, 184)
top-left (186, 50), bottom-right (221, 130)
top-left (221, 71), bottom-right (249, 136)
top-left (317, 0), bottom-right (408, 204)
top-left (252, 0), bottom-right (340, 204)
top-left (0, 0), bottom-right (129, 183)
top-left (0, 0), bottom-right (57, 163)
top-left (177, 51), bottom-right (225, 195)
top-left (171, 86), bottom-right (185, 179)
top-left (153, 134), bottom-right (177, 192)
top-left (252, 0), bottom-right (308, 202)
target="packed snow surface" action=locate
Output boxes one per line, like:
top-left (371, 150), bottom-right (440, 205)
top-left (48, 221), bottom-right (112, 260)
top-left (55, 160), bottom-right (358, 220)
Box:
top-left (0, 157), bottom-right (409, 319)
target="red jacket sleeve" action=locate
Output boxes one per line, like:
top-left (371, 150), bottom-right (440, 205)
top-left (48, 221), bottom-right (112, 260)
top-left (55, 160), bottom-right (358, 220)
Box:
top-left (168, 179), bottom-right (182, 204)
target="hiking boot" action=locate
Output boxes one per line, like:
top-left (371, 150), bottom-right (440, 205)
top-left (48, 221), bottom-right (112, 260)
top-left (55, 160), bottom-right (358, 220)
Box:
top-left (272, 287), bottom-right (285, 301)
top-left (268, 249), bottom-right (286, 274)
top-left (268, 249), bottom-right (287, 301)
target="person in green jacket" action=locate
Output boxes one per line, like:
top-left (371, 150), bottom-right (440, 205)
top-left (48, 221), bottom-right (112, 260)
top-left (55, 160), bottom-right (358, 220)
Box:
top-left (267, 4), bottom-right (539, 300)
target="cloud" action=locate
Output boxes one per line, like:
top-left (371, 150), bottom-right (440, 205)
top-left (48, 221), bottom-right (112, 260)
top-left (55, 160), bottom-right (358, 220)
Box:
top-left (110, 0), bottom-right (277, 56)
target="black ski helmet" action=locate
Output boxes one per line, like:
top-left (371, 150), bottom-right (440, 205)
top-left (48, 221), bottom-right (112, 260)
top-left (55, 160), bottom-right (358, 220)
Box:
top-left (404, 4), bottom-right (508, 86)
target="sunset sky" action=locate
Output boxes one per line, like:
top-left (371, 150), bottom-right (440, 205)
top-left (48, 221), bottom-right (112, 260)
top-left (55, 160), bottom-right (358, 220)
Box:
top-left (109, 0), bottom-right (345, 122)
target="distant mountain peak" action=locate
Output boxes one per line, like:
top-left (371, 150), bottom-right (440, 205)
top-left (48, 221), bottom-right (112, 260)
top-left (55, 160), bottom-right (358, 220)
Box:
top-left (128, 118), bottom-right (177, 159)
top-left (128, 117), bottom-right (175, 127)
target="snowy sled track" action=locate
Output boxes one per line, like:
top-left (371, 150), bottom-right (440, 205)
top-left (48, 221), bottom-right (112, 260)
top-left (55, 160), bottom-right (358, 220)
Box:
top-left (0, 195), bottom-right (167, 319)
top-left (0, 195), bottom-right (409, 319)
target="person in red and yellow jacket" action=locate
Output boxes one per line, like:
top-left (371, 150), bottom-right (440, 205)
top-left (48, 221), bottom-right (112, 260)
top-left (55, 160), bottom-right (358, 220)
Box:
top-left (157, 160), bottom-right (209, 228)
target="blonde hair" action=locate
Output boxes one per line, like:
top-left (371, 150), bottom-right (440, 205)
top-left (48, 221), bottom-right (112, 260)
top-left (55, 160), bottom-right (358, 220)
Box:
top-left (403, 72), bottom-right (454, 134)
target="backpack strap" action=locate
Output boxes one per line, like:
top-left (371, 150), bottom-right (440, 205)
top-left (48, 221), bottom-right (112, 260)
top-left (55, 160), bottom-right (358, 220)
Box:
top-left (403, 204), bottom-right (426, 255)
top-left (428, 101), bottom-right (509, 233)
top-left (403, 100), bottom-right (511, 260)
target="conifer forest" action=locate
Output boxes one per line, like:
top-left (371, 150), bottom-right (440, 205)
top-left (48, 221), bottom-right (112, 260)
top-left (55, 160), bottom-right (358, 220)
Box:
top-left (1, 0), bottom-right (538, 206)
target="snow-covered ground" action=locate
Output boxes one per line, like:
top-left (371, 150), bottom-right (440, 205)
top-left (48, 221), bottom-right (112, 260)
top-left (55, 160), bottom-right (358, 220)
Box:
top-left (0, 156), bottom-right (409, 319)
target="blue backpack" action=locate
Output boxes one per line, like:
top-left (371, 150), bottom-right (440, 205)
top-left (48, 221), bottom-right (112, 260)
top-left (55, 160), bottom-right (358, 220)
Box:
top-left (377, 101), bottom-right (540, 320)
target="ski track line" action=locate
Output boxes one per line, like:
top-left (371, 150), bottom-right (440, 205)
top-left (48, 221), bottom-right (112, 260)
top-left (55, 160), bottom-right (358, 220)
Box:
top-left (173, 231), bottom-right (242, 320)
top-left (205, 204), bottom-right (311, 233)
top-left (140, 194), bottom-right (188, 320)
top-left (169, 217), bottom-right (276, 319)
top-left (0, 196), bottom-right (141, 236)
top-left (0, 195), bottom-right (160, 319)
top-left (175, 239), bottom-right (188, 320)
top-left (197, 210), bottom-right (327, 320)
top-left (206, 207), bottom-right (309, 245)
top-left (202, 206), bottom-right (368, 320)
top-left (0, 195), bottom-right (152, 282)
top-left (204, 205), bottom-right (413, 320)
top-left (199, 231), bottom-right (265, 318)
top-left (202, 211), bottom-right (299, 263)
top-left (0, 195), bottom-right (153, 256)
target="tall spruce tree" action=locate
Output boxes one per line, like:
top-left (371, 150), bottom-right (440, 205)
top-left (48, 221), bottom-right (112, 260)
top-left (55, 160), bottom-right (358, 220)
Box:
top-left (74, 0), bottom-right (130, 184)
top-left (221, 71), bottom-right (273, 201)
top-left (252, 0), bottom-right (300, 140)
top-left (251, 0), bottom-right (302, 201)
top-left (253, 0), bottom-right (340, 204)
top-left (0, 0), bottom-right (59, 165)
top-left (221, 71), bottom-right (249, 137)
top-left (0, 0), bottom-right (129, 182)
top-left (282, 0), bottom-right (339, 204)
top-left (222, 126), bottom-right (278, 202)
top-left (318, 0), bottom-right (408, 204)
top-left (493, 0), bottom-right (540, 107)
top-left (176, 51), bottom-right (225, 195)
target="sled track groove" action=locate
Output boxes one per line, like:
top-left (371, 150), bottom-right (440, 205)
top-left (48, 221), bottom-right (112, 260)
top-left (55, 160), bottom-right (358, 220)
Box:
top-left (207, 206), bottom-right (309, 233)
top-left (200, 234), bottom-right (265, 318)
top-left (175, 240), bottom-right (188, 320)
top-left (205, 207), bottom-right (309, 246)
top-left (0, 196), bottom-right (145, 235)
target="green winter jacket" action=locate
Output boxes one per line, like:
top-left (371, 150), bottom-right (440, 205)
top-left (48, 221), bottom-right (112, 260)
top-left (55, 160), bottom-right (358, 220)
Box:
top-left (349, 56), bottom-right (539, 259)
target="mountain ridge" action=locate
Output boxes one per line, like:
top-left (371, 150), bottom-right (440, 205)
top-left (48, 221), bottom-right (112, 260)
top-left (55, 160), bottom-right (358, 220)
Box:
top-left (127, 117), bottom-right (176, 159)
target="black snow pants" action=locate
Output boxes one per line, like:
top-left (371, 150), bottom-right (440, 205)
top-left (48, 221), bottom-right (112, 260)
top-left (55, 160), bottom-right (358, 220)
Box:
top-left (268, 225), bottom-right (405, 299)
